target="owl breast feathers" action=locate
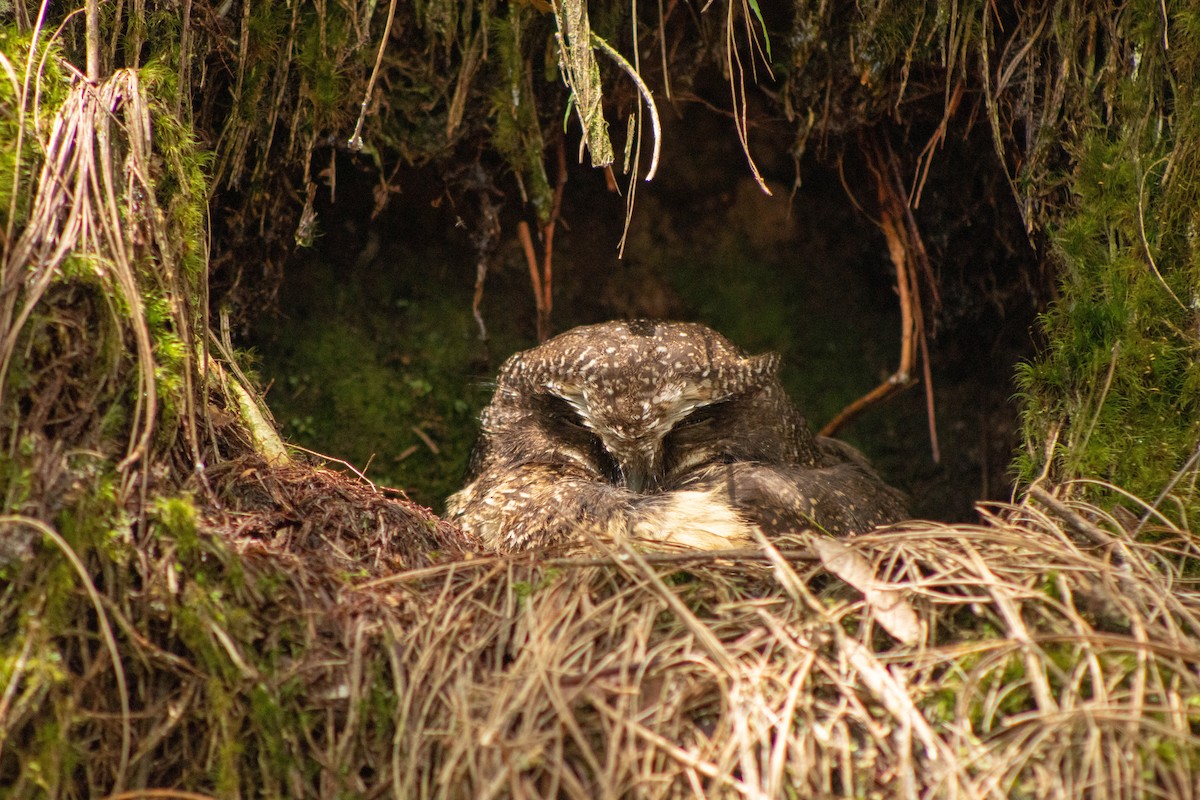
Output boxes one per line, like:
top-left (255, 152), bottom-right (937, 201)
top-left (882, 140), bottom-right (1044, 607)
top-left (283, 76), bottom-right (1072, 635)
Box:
top-left (446, 320), bottom-right (907, 551)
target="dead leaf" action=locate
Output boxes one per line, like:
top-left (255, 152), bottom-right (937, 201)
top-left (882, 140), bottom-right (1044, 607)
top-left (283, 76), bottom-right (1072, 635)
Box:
top-left (813, 537), bottom-right (921, 645)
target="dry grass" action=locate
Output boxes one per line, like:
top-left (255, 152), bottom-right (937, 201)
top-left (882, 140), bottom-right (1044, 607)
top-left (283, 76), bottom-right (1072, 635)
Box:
top-left (0, 68), bottom-right (170, 475)
top-left (9, 466), bottom-right (1198, 798)
top-left (365, 497), bottom-right (1200, 799)
top-left (350, 497), bottom-right (1171, 798)
top-left (2, 8), bottom-right (1198, 799)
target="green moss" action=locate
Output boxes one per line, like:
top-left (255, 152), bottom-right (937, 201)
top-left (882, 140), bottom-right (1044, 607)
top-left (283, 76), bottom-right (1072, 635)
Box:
top-left (251, 249), bottom-right (500, 508)
top-left (0, 29), bottom-right (67, 235)
top-left (416, 0), bottom-right (467, 49)
top-left (264, 318), bottom-right (480, 505)
top-left (1018, 128), bottom-right (1200, 518)
top-left (296, 11), bottom-right (353, 116)
top-left (1, 434), bottom-right (36, 513)
top-left (154, 494), bottom-right (198, 539)
top-left (140, 59), bottom-right (212, 286)
top-left (28, 715), bottom-right (80, 794)
top-left (247, 683), bottom-right (301, 787)
top-left (489, 3), bottom-right (554, 223)
top-left (849, 0), bottom-right (943, 93)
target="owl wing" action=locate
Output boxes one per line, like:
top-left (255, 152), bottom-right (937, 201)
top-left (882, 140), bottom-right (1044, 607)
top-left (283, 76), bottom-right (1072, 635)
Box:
top-left (445, 463), bottom-right (634, 551)
top-left (680, 461), bottom-right (908, 537)
top-left (448, 461), bottom-right (783, 551)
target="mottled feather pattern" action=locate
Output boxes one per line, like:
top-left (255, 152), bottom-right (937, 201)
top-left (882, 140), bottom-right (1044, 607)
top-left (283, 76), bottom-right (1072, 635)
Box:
top-left (446, 320), bottom-right (907, 550)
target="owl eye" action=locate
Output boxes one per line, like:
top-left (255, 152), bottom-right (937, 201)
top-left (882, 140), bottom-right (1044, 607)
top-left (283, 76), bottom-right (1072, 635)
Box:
top-left (535, 393), bottom-right (621, 483)
top-left (537, 394), bottom-right (591, 432)
top-left (673, 398), bottom-right (734, 431)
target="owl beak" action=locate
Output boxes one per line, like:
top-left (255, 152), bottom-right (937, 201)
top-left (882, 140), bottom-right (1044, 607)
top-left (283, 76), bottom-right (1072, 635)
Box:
top-left (617, 449), bottom-right (661, 494)
top-left (624, 466), bottom-right (650, 493)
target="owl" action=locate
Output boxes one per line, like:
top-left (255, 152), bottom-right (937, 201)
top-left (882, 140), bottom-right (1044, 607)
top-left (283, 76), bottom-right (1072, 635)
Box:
top-left (445, 320), bottom-right (907, 551)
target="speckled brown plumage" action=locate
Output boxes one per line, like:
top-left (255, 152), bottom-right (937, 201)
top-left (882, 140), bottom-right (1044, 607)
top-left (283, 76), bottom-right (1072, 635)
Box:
top-left (445, 320), bottom-right (907, 551)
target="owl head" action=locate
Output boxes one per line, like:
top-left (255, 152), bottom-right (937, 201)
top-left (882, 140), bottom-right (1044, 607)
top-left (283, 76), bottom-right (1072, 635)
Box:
top-left (491, 320), bottom-right (805, 492)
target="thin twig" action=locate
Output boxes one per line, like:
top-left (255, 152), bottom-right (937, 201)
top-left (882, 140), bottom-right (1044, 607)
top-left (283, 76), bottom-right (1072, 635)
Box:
top-left (819, 198), bottom-right (916, 435)
top-left (1028, 486), bottom-right (1122, 551)
top-left (287, 443), bottom-right (378, 493)
top-left (918, 315), bottom-right (940, 463)
top-left (540, 139), bottom-right (568, 338)
top-left (1135, 443), bottom-right (1200, 536)
top-left (86, 0), bottom-right (100, 81)
top-left (821, 136), bottom-right (938, 442)
top-left (516, 220), bottom-right (547, 341)
top-left (516, 143), bottom-right (568, 342)
top-left (722, 0), bottom-right (769, 193)
top-left (347, 0), bottom-right (398, 152)
top-left (100, 792), bottom-right (221, 800)
top-left (911, 80), bottom-right (963, 207)
top-left (590, 32), bottom-right (661, 181)
top-left (2, 515), bottom-right (131, 793)
top-left (1136, 155), bottom-right (1184, 311)
top-left (357, 546), bottom-right (822, 589)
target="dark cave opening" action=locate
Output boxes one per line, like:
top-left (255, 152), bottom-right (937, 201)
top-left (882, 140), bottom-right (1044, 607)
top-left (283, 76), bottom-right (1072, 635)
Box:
top-left (245, 97), bottom-right (1043, 522)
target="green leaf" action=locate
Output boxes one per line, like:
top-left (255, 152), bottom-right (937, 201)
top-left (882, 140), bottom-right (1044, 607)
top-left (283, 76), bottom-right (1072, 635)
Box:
top-left (746, 0), bottom-right (772, 59)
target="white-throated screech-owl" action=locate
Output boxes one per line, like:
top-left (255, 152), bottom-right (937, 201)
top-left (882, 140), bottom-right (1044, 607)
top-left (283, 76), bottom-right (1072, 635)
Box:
top-left (446, 320), bottom-right (907, 551)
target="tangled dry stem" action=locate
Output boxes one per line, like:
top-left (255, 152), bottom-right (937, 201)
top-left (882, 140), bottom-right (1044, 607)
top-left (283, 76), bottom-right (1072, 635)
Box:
top-left (2, 3), bottom-right (1199, 797)
top-left (0, 70), bottom-right (164, 471)
top-left (373, 498), bottom-right (1200, 799)
top-left (5, 465), bottom-right (1199, 798)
